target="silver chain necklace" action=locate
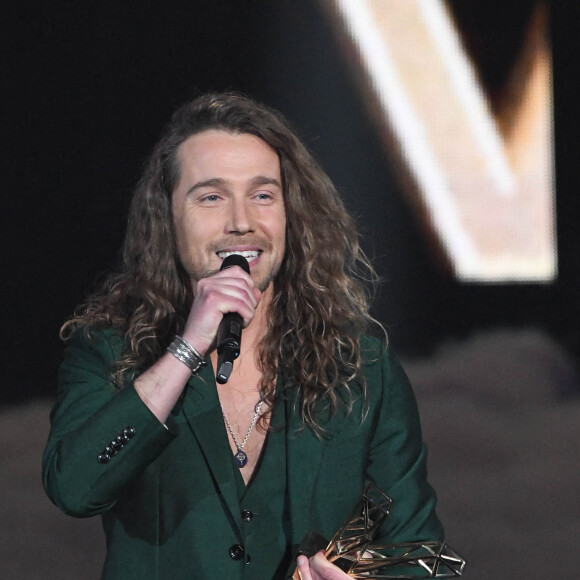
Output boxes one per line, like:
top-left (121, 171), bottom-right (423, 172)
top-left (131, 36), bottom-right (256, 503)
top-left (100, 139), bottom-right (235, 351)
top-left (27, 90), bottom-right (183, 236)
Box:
top-left (221, 400), bottom-right (264, 468)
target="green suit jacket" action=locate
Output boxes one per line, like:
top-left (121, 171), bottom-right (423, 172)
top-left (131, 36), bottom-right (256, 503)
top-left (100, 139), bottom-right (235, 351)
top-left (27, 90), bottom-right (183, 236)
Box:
top-left (42, 329), bottom-right (443, 579)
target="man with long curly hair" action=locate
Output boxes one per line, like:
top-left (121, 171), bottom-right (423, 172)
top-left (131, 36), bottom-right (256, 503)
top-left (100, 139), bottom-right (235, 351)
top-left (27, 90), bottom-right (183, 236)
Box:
top-left (43, 93), bottom-right (444, 579)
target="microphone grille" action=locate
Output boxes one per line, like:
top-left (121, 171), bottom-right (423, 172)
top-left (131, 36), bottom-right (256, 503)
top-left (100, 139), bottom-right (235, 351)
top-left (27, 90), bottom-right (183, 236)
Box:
top-left (220, 254), bottom-right (250, 274)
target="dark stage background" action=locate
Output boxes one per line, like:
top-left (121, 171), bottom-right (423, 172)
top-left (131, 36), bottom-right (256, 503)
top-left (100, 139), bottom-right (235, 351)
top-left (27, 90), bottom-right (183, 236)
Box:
top-left (3, 0), bottom-right (580, 405)
top-left (2, 2), bottom-right (580, 579)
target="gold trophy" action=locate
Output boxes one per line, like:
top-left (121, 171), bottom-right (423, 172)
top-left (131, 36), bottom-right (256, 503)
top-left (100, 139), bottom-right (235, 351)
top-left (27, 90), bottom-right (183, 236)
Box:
top-left (290, 483), bottom-right (465, 578)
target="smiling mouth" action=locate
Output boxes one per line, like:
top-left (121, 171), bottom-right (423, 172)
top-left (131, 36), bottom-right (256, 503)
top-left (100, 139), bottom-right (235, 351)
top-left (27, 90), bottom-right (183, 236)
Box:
top-left (217, 250), bottom-right (261, 261)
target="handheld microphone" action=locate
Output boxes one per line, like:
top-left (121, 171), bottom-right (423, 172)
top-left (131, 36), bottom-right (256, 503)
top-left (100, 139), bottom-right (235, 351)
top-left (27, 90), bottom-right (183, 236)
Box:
top-left (215, 254), bottom-right (250, 384)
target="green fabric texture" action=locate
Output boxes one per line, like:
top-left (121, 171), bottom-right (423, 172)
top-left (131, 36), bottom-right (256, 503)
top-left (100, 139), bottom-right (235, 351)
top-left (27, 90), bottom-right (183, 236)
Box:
top-left (42, 329), bottom-right (443, 579)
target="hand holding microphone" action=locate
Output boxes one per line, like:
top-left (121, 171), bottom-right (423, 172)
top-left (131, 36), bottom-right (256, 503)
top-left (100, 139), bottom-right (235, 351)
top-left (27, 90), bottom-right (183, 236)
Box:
top-left (180, 252), bottom-right (257, 383)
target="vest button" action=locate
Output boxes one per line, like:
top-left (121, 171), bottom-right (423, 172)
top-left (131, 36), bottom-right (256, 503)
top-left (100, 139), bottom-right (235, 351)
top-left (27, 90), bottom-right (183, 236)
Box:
top-left (241, 509), bottom-right (253, 522)
top-left (229, 544), bottom-right (245, 560)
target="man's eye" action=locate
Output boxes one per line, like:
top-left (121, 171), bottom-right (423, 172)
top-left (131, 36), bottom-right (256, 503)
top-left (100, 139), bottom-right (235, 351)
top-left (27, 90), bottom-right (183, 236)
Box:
top-left (200, 194), bottom-right (220, 202)
top-left (255, 192), bottom-right (273, 201)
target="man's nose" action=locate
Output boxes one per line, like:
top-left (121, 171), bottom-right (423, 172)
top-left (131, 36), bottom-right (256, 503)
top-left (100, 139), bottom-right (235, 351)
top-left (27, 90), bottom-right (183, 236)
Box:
top-left (228, 198), bottom-right (253, 234)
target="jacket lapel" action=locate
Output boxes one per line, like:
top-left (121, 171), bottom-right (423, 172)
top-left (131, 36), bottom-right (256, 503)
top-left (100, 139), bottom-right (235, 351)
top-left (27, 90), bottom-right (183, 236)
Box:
top-left (179, 364), bottom-right (242, 537)
top-left (284, 379), bottom-right (329, 549)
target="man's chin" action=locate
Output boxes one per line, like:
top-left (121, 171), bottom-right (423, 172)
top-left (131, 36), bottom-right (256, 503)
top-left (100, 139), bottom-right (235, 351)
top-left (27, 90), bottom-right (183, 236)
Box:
top-left (256, 277), bottom-right (275, 293)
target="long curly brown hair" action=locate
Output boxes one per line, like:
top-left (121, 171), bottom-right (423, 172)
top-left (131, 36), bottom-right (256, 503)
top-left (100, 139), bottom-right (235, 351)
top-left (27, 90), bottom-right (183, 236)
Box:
top-left (62, 92), bottom-right (383, 433)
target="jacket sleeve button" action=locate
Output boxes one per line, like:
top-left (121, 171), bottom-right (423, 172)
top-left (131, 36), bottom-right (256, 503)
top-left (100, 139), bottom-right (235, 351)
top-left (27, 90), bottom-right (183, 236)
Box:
top-left (123, 426), bottom-right (136, 438)
top-left (97, 453), bottom-right (110, 464)
top-left (229, 544), bottom-right (245, 560)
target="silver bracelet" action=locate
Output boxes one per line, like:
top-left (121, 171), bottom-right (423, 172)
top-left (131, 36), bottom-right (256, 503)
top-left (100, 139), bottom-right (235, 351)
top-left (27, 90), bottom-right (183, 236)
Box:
top-left (167, 336), bottom-right (207, 375)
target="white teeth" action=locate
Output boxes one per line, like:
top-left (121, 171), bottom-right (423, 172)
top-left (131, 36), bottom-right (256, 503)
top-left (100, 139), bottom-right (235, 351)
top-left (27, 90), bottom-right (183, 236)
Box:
top-left (218, 250), bottom-right (260, 260)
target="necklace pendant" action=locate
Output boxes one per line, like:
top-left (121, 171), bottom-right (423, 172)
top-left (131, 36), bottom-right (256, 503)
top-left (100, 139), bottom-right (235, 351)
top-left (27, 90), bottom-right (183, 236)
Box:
top-left (234, 449), bottom-right (248, 468)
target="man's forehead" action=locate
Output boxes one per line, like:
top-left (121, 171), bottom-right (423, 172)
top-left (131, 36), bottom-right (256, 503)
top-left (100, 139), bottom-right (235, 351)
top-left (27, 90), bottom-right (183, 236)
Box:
top-left (179, 129), bottom-right (276, 156)
top-left (176, 130), bottom-right (282, 184)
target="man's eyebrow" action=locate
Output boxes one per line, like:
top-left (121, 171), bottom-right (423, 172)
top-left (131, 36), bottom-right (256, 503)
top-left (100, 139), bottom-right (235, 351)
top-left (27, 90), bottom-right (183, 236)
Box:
top-left (251, 176), bottom-right (282, 189)
top-left (185, 178), bottom-right (225, 196)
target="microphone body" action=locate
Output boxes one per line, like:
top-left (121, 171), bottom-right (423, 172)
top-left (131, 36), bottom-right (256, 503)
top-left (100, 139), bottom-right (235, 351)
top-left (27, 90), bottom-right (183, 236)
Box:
top-left (215, 254), bottom-right (250, 384)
